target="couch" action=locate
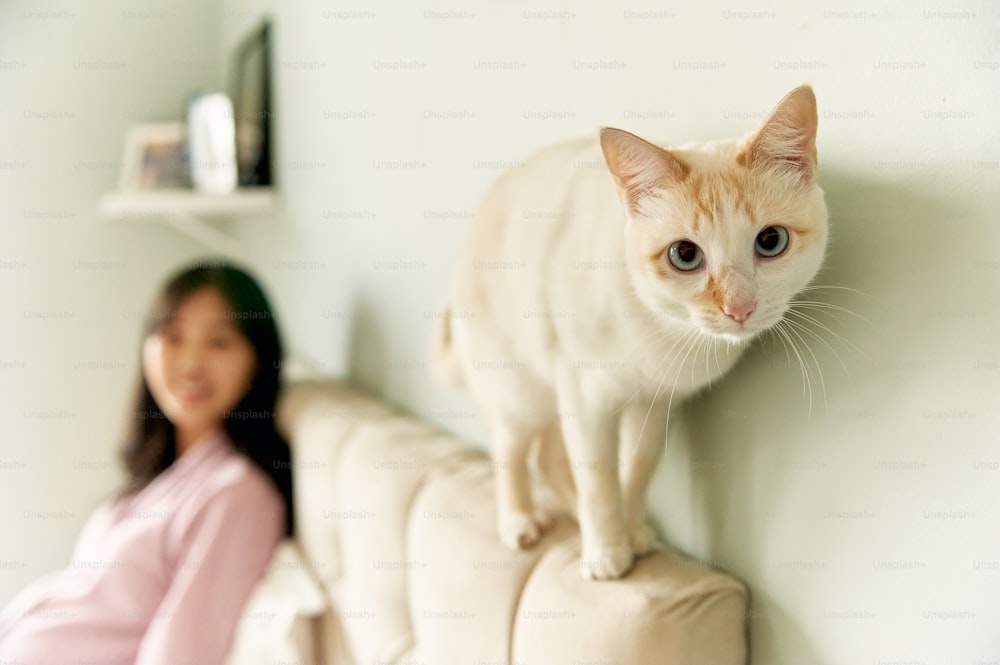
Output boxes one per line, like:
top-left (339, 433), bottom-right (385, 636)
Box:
top-left (228, 378), bottom-right (749, 665)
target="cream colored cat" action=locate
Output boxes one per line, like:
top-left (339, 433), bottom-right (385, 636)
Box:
top-left (434, 85), bottom-right (828, 579)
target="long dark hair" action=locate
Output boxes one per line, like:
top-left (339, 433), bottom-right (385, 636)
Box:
top-left (120, 260), bottom-right (293, 536)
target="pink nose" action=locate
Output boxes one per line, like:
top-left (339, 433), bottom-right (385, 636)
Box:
top-left (722, 301), bottom-right (755, 324)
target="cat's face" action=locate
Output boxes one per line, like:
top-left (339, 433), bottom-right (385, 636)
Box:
top-left (601, 85), bottom-right (828, 343)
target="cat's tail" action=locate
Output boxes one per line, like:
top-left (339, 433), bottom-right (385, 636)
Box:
top-left (430, 300), bottom-right (465, 388)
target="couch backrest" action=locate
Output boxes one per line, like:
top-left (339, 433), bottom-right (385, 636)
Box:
top-left (278, 379), bottom-right (748, 665)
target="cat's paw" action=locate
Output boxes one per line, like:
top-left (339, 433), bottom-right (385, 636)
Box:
top-left (627, 521), bottom-right (662, 557)
top-left (498, 510), bottom-right (545, 550)
top-left (578, 542), bottom-right (635, 580)
top-left (532, 507), bottom-right (556, 530)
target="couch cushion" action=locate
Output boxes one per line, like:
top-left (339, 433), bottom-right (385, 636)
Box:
top-left (279, 379), bottom-right (749, 665)
top-left (324, 418), bottom-right (480, 665)
top-left (279, 380), bottom-right (399, 590)
top-left (512, 539), bottom-right (748, 665)
top-left (404, 458), bottom-right (554, 665)
top-left (225, 541), bottom-right (326, 665)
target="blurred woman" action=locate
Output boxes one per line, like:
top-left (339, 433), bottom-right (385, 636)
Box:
top-left (0, 261), bottom-right (294, 664)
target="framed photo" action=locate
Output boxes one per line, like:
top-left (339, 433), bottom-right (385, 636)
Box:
top-left (118, 123), bottom-right (191, 190)
top-left (230, 19), bottom-right (273, 187)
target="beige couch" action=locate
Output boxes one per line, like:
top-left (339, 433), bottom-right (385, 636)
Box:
top-left (230, 379), bottom-right (749, 664)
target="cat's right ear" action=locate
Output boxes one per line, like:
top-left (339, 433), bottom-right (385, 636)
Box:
top-left (600, 127), bottom-right (689, 216)
top-left (737, 85), bottom-right (818, 183)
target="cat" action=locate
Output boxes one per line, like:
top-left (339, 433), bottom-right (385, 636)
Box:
top-left (433, 85), bottom-right (828, 579)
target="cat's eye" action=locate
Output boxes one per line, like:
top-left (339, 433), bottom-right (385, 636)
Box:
top-left (667, 240), bottom-right (704, 272)
top-left (754, 226), bottom-right (789, 258)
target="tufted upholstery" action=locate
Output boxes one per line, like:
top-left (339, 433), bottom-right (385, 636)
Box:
top-left (273, 379), bottom-right (748, 665)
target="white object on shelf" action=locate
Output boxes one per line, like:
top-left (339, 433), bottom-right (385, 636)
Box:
top-left (98, 188), bottom-right (276, 261)
top-left (188, 94), bottom-right (239, 194)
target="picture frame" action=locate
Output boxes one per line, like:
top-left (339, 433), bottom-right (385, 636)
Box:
top-left (118, 122), bottom-right (191, 190)
top-left (230, 19), bottom-right (273, 187)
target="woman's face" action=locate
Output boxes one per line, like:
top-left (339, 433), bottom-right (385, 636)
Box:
top-left (143, 287), bottom-right (256, 442)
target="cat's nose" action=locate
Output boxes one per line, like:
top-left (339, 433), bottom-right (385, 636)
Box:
top-left (722, 300), bottom-right (756, 324)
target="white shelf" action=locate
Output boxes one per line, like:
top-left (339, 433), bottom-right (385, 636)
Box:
top-left (98, 188), bottom-right (277, 260)
top-left (98, 188), bottom-right (276, 221)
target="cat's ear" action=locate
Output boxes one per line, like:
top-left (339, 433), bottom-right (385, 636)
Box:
top-left (600, 127), bottom-right (689, 215)
top-left (738, 85), bottom-right (818, 183)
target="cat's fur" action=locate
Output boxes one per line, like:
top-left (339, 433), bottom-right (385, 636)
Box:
top-left (433, 86), bottom-right (828, 579)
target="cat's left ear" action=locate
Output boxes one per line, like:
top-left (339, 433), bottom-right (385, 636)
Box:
top-left (738, 84), bottom-right (818, 183)
top-left (600, 127), bottom-right (689, 216)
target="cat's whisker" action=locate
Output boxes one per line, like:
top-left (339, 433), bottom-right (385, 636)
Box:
top-left (712, 337), bottom-right (723, 378)
top-left (662, 331), bottom-right (707, 450)
top-left (787, 319), bottom-right (850, 374)
top-left (623, 329), bottom-right (700, 461)
top-left (789, 300), bottom-right (867, 322)
top-left (799, 283), bottom-right (870, 297)
top-left (617, 337), bottom-right (676, 416)
top-left (780, 318), bottom-right (828, 415)
top-left (766, 322), bottom-right (795, 379)
top-left (616, 325), bottom-right (695, 416)
top-left (782, 319), bottom-right (816, 416)
top-left (785, 306), bottom-right (859, 353)
top-left (787, 294), bottom-right (867, 362)
top-left (785, 322), bottom-right (816, 417)
top-left (700, 336), bottom-right (720, 390)
top-left (623, 318), bottom-right (676, 352)
top-left (774, 320), bottom-right (813, 414)
top-left (787, 303), bottom-right (870, 341)
top-left (786, 310), bottom-right (863, 373)
top-left (769, 282), bottom-right (867, 416)
top-left (632, 329), bottom-right (701, 459)
top-left (646, 330), bottom-right (701, 419)
top-left (782, 313), bottom-right (851, 374)
top-left (612, 323), bottom-right (677, 388)
top-left (690, 335), bottom-right (704, 385)
top-left (701, 336), bottom-right (715, 389)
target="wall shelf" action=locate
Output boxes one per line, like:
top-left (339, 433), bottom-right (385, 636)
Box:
top-left (98, 188), bottom-right (276, 260)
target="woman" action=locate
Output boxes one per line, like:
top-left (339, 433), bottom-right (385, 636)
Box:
top-left (0, 262), bottom-right (294, 664)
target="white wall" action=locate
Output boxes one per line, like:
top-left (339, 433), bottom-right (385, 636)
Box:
top-left (3, 0), bottom-right (997, 662)
top-left (219, 1), bottom-right (999, 662)
top-left (0, 1), bottom-right (221, 604)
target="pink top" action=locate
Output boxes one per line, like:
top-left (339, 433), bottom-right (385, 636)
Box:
top-left (0, 429), bottom-right (284, 665)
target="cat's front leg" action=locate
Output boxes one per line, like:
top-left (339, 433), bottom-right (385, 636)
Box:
top-left (556, 367), bottom-right (633, 580)
top-left (490, 418), bottom-right (547, 549)
top-left (619, 397), bottom-right (669, 556)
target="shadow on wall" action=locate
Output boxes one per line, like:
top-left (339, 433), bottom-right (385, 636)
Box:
top-left (337, 162), bottom-right (975, 661)
top-left (680, 166), bottom-right (969, 663)
top-left (346, 294), bottom-right (387, 397)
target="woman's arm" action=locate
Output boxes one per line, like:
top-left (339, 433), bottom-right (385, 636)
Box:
top-left (134, 477), bottom-right (284, 665)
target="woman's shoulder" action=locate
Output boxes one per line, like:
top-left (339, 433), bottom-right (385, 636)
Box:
top-left (206, 444), bottom-right (282, 507)
top-left (165, 441), bottom-right (285, 547)
top-left (170, 433), bottom-right (283, 522)
top-left (135, 433), bottom-right (286, 568)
